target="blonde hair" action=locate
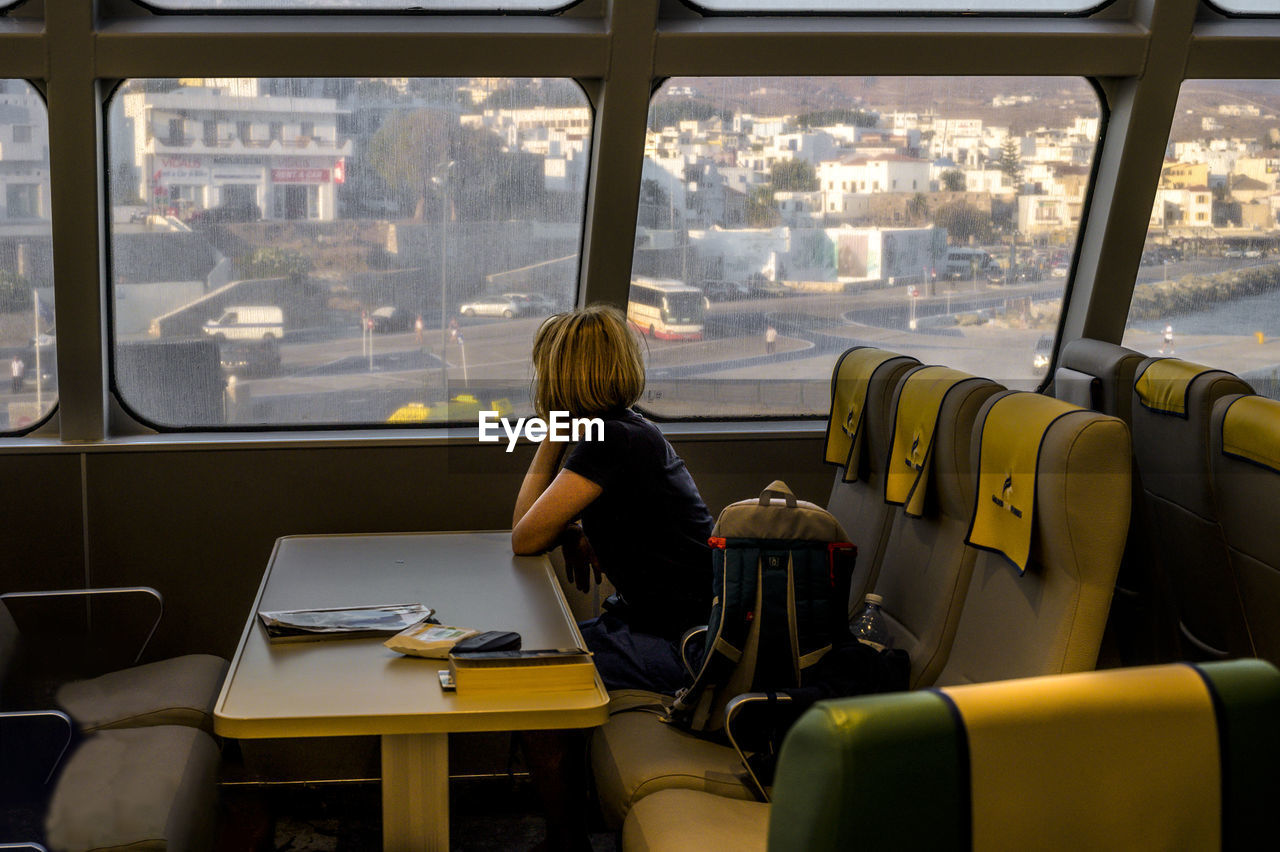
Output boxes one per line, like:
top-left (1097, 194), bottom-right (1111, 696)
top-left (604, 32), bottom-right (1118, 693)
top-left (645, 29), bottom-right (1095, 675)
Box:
top-left (531, 305), bottom-right (645, 419)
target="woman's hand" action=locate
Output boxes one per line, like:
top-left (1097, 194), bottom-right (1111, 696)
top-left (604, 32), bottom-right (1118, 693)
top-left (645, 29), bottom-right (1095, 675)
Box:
top-left (560, 523), bottom-right (602, 593)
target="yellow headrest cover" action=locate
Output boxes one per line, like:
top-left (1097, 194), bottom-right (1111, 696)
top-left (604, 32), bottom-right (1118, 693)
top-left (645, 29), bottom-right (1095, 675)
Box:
top-left (885, 366), bottom-right (977, 517)
top-left (1222, 395), bottom-right (1280, 474)
top-left (940, 664), bottom-right (1220, 851)
top-left (824, 347), bottom-right (903, 482)
top-left (966, 392), bottom-right (1087, 574)
top-left (1135, 357), bottom-right (1214, 417)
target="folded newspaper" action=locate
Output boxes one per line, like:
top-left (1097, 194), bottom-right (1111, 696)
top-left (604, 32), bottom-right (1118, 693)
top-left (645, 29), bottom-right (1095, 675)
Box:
top-left (258, 603), bottom-right (436, 642)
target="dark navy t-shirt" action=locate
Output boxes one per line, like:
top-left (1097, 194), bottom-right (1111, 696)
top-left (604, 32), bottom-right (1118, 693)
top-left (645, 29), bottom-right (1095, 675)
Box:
top-left (563, 408), bottom-right (713, 638)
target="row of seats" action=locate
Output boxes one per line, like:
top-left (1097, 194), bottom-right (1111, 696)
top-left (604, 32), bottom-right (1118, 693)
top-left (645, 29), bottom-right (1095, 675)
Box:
top-left (1, 588), bottom-right (228, 851)
top-left (1055, 340), bottom-right (1280, 664)
top-left (598, 346), bottom-right (1134, 841)
top-left (626, 659), bottom-right (1280, 851)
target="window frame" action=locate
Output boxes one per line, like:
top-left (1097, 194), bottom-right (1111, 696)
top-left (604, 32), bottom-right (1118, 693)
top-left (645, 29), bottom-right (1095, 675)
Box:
top-left (0, 0), bottom-right (1275, 442)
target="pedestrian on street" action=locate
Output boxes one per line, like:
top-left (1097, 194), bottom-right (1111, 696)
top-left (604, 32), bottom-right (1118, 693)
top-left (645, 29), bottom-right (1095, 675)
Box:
top-left (10, 354), bottom-right (24, 394)
top-left (765, 323), bottom-right (778, 355)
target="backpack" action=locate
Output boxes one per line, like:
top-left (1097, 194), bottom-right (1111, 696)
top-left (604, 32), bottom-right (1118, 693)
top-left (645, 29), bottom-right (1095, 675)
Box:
top-left (665, 480), bottom-right (857, 734)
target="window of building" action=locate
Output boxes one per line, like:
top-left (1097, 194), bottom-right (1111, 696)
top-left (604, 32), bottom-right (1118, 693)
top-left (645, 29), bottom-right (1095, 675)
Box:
top-left (144, 0), bottom-right (573, 9)
top-left (631, 76), bottom-right (1101, 419)
top-left (1205, 1), bottom-right (1280, 14)
top-left (685, 0), bottom-right (1107, 13)
top-left (106, 77), bottom-right (590, 429)
top-left (1123, 80), bottom-right (1280, 401)
top-left (0, 80), bottom-right (55, 433)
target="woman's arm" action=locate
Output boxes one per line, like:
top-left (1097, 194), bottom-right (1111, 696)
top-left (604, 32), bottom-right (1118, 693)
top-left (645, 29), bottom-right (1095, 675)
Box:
top-left (511, 442), bottom-right (603, 555)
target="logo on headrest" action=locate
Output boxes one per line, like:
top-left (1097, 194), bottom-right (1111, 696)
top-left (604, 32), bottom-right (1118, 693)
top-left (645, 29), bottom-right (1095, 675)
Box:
top-left (991, 473), bottom-right (1024, 518)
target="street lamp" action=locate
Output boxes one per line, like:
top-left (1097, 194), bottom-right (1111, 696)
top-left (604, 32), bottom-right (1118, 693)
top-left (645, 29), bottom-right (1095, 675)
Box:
top-left (431, 160), bottom-right (455, 400)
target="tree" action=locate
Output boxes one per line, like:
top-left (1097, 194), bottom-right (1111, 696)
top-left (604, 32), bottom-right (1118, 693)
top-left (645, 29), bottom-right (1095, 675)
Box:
top-left (0, 269), bottom-right (32, 313)
top-left (794, 108), bottom-right (878, 129)
top-left (769, 159), bottom-right (819, 192)
top-left (746, 186), bottom-right (780, 227)
top-left (941, 170), bottom-right (966, 193)
top-left (237, 247), bottom-right (312, 280)
top-left (368, 109), bottom-right (547, 223)
top-left (998, 137), bottom-right (1025, 195)
top-left (638, 179), bottom-right (672, 229)
top-left (934, 201), bottom-right (992, 245)
top-left (906, 193), bottom-right (930, 225)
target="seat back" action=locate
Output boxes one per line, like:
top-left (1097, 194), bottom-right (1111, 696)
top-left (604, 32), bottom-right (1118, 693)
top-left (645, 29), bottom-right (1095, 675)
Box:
top-left (1130, 357), bottom-right (1254, 659)
top-left (1054, 337), bottom-right (1144, 423)
top-left (767, 660), bottom-right (1280, 852)
top-left (1211, 394), bottom-right (1280, 665)
top-left (870, 368), bottom-right (1003, 688)
top-left (934, 392), bottom-right (1130, 686)
top-left (824, 348), bottom-right (920, 613)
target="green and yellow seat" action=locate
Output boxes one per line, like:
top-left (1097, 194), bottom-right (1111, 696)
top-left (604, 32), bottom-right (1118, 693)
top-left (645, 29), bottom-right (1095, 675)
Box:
top-left (621, 660), bottom-right (1280, 851)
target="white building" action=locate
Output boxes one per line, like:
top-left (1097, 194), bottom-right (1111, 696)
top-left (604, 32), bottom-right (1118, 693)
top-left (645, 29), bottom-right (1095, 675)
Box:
top-left (0, 81), bottom-right (50, 234)
top-left (120, 80), bottom-right (352, 221)
top-left (816, 154), bottom-right (931, 195)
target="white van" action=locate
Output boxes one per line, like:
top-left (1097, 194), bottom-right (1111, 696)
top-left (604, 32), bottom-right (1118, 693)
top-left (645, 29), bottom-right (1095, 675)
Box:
top-left (203, 305), bottom-right (284, 342)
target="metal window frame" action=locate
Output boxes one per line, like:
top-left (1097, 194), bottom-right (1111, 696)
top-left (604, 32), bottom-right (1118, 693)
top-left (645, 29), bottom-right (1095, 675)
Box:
top-left (0, 0), bottom-right (1273, 443)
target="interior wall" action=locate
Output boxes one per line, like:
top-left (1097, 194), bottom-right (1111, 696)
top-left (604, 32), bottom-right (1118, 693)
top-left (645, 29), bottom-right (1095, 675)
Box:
top-left (3, 434), bottom-right (827, 661)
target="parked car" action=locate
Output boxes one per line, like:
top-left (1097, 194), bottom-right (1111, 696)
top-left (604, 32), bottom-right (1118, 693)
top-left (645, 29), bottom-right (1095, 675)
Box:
top-left (458, 295), bottom-right (526, 318)
top-left (702, 280), bottom-right (751, 301)
top-left (502, 293), bottom-right (559, 315)
top-left (187, 202), bottom-right (262, 226)
top-left (370, 306), bottom-right (415, 334)
top-left (203, 305), bottom-right (284, 342)
top-left (744, 273), bottom-right (788, 298)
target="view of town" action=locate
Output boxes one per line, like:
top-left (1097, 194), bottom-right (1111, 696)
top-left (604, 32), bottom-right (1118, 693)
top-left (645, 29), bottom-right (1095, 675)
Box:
top-left (1, 75), bottom-right (1278, 429)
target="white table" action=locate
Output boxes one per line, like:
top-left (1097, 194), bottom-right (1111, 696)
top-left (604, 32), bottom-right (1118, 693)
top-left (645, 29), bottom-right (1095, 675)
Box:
top-left (213, 531), bottom-right (610, 851)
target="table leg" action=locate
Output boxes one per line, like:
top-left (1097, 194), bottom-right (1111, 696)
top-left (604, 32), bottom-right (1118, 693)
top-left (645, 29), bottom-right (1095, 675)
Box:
top-left (381, 732), bottom-right (448, 851)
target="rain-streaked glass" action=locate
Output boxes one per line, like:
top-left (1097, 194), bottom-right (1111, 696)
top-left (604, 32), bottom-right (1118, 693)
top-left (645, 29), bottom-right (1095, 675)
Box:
top-left (0, 79), bottom-right (55, 432)
top-left (631, 76), bottom-right (1100, 418)
top-left (107, 77), bottom-right (590, 428)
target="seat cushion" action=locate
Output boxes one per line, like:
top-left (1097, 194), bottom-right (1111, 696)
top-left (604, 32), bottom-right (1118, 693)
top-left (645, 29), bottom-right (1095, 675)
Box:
top-left (591, 708), bottom-right (755, 830)
top-left (622, 788), bottom-right (768, 852)
top-left (56, 654), bottom-right (229, 732)
top-left (45, 725), bottom-right (220, 852)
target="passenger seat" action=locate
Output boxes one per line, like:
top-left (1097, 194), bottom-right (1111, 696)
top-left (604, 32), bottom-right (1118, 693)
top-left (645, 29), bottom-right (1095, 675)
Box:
top-left (1129, 357), bottom-right (1254, 660)
top-left (1210, 394), bottom-right (1280, 665)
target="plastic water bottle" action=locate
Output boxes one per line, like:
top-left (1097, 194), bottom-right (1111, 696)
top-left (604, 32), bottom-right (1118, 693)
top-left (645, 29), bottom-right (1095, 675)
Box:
top-left (849, 593), bottom-right (891, 651)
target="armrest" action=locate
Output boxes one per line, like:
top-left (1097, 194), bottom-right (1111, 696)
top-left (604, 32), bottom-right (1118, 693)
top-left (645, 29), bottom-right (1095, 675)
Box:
top-left (1, 587), bottom-right (163, 666)
top-left (679, 625), bottom-right (707, 678)
top-left (0, 709), bottom-right (74, 790)
top-left (724, 692), bottom-right (796, 802)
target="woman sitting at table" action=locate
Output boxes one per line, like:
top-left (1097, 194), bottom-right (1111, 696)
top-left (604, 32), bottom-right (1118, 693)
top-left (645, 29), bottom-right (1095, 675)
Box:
top-left (511, 304), bottom-right (713, 850)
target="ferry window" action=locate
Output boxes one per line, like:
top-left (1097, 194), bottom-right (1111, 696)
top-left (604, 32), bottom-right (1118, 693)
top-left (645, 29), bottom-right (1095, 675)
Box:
top-left (631, 76), bottom-right (1100, 418)
top-left (107, 77), bottom-right (590, 429)
top-left (145, 0), bottom-right (573, 9)
top-left (1205, 1), bottom-right (1280, 14)
top-left (1122, 80), bottom-right (1280, 401)
top-left (0, 80), bottom-right (55, 433)
top-left (685, 0), bottom-right (1106, 13)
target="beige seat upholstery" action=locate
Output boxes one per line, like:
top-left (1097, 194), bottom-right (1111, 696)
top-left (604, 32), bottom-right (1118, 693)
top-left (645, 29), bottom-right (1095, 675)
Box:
top-left (55, 654), bottom-right (229, 733)
top-left (1129, 358), bottom-right (1254, 659)
top-left (622, 788), bottom-right (767, 852)
top-left (935, 391), bottom-right (1131, 685)
top-left (870, 368), bottom-right (1002, 688)
top-left (43, 725), bottom-right (220, 852)
top-left (1210, 394), bottom-right (1280, 664)
top-left (823, 348), bottom-right (920, 610)
top-left (1052, 338), bottom-right (1150, 664)
top-left (590, 366), bottom-right (1001, 828)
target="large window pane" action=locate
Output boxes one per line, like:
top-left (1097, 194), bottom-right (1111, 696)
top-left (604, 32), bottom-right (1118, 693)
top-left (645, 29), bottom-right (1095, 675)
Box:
top-left (146, 1), bottom-right (571, 10)
top-left (108, 77), bottom-right (590, 428)
top-left (1206, 1), bottom-right (1280, 14)
top-left (0, 80), bottom-right (54, 432)
top-left (687, 1), bottom-right (1105, 13)
top-left (1123, 80), bottom-right (1280, 400)
top-left (631, 76), bottom-right (1101, 418)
